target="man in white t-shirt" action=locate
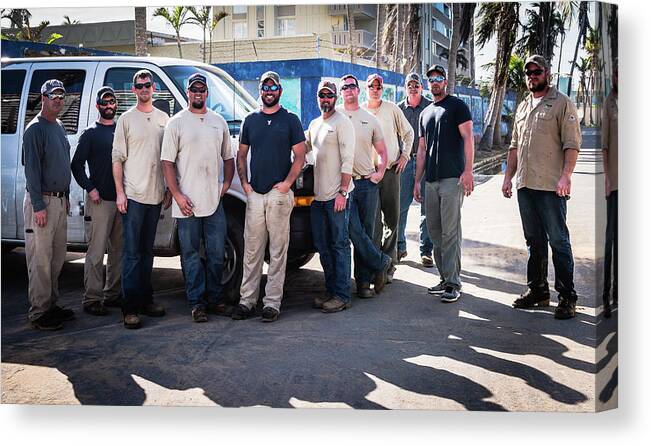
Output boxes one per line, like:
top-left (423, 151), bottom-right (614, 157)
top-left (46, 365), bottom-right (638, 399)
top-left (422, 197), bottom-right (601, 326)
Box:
top-left (161, 73), bottom-right (235, 323)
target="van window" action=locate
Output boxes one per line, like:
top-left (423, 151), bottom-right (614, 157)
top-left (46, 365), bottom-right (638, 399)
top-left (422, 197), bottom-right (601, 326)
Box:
top-left (1, 70), bottom-right (26, 134)
top-left (103, 68), bottom-right (181, 119)
top-left (24, 69), bottom-right (86, 134)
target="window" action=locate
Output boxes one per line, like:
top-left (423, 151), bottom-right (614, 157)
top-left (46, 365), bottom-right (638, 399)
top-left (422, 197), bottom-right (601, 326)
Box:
top-left (256, 6), bottom-right (265, 38)
top-left (103, 68), bottom-right (180, 119)
top-left (1, 70), bottom-right (26, 134)
top-left (232, 5), bottom-right (248, 39)
top-left (24, 69), bottom-right (85, 134)
top-left (432, 18), bottom-right (448, 37)
top-left (275, 5), bottom-right (296, 37)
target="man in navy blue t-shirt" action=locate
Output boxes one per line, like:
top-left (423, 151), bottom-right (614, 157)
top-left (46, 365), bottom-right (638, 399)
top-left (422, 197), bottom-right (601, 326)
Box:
top-left (414, 65), bottom-right (474, 304)
top-left (233, 71), bottom-right (306, 322)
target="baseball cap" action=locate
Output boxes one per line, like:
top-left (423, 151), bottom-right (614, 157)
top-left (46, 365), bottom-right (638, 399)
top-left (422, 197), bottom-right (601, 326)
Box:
top-left (405, 72), bottom-right (422, 86)
top-left (366, 73), bottom-right (384, 86)
top-left (426, 65), bottom-right (447, 78)
top-left (188, 72), bottom-right (208, 88)
top-left (318, 80), bottom-right (337, 95)
top-left (41, 79), bottom-right (66, 95)
top-left (96, 86), bottom-right (115, 104)
top-left (259, 71), bottom-right (281, 87)
top-left (524, 55), bottom-right (549, 71)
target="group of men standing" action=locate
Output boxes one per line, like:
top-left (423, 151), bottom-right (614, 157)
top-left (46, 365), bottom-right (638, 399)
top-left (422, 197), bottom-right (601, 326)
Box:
top-left (22, 53), bottom-right (593, 332)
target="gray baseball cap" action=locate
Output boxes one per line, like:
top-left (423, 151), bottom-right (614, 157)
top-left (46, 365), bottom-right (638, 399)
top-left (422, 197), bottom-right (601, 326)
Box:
top-left (259, 71), bottom-right (281, 87)
top-left (41, 79), bottom-right (66, 95)
top-left (524, 55), bottom-right (549, 70)
top-left (405, 72), bottom-right (422, 86)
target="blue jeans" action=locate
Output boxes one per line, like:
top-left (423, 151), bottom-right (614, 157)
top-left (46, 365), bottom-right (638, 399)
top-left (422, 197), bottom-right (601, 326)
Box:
top-left (311, 198), bottom-right (351, 303)
top-left (121, 199), bottom-right (161, 314)
top-left (517, 188), bottom-right (576, 300)
top-left (398, 157), bottom-right (432, 255)
top-left (348, 178), bottom-right (389, 284)
top-left (177, 203), bottom-right (227, 309)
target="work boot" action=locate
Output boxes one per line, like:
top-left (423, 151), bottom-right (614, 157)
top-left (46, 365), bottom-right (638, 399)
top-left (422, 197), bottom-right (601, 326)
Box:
top-left (123, 314), bottom-right (141, 329)
top-left (231, 304), bottom-right (255, 320)
top-left (373, 257), bottom-right (391, 294)
top-left (356, 282), bottom-right (374, 299)
top-left (397, 250), bottom-right (408, 262)
top-left (512, 289), bottom-right (550, 308)
top-left (192, 307), bottom-right (208, 323)
top-left (30, 312), bottom-right (63, 331)
top-left (421, 255), bottom-right (434, 267)
top-left (261, 307), bottom-right (279, 322)
top-left (83, 301), bottom-right (109, 316)
top-left (554, 296), bottom-right (577, 320)
top-left (313, 293), bottom-right (332, 309)
top-left (322, 297), bottom-right (351, 313)
top-left (140, 302), bottom-right (165, 317)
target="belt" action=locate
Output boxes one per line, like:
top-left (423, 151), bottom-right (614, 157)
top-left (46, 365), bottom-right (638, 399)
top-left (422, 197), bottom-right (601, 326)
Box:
top-left (42, 191), bottom-right (67, 198)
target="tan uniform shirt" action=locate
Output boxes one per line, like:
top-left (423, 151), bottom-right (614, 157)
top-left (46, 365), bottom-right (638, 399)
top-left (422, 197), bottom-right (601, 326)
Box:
top-left (510, 86), bottom-right (582, 192)
top-left (601, 90), bottom-right (618, 191)
top-left (336, 106), bottom-right (384, 178)
top-left (112, 107), bottom-right (169, 205)
top-left (305, 110), bottom-right (356, 202)
top-left (160, 109), bottom-right (233, 218)
top-left (362, 100), bottom-right (414, 168)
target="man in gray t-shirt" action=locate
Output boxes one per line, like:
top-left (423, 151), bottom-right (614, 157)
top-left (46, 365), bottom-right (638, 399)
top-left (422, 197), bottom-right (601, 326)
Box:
top-left (23, 79), bottom-right (74, 331)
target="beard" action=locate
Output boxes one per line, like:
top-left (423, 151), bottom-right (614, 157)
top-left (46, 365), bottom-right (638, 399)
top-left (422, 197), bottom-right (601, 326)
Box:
top-left (191, 100), bottom-right (205, 109)
top-left (99, 108), bottom-right (115, 120)
top-left (528, 77), bottom-right (548, 93)
top-left (319, 102), bottom-right (333, 113)
top-left (262, 94), bottom-right (280, 107)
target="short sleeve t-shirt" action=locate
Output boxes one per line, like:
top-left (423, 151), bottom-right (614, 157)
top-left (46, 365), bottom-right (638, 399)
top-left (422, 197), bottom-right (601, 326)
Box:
top-left (419, 95), bottom-right (472, 181)
top-left (336, 106), bottom-right (384, 178)
top-left (239, 107), bottom-right (305, 194)
top-left (161, 109), bottom-right (233, 218)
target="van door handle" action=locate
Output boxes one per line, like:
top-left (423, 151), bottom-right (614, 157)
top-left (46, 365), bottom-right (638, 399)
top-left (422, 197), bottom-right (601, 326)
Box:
top-left (79, 201), bottom-right (84, 216)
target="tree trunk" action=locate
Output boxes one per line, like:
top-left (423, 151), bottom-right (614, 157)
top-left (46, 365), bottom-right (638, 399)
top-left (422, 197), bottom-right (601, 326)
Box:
top-left (568, 3), bottom-right (588, 97)
top-left (493, 85), bottom-right (506, 148)
top-left (134, 7), bottom-right (148, 56)
top-left (375, 4), bottom-right (381, 68)
top-left (176, 31), bottom-right (183, 58)
top-left (202, 24), bottom-right (207, 63)
top-left (469, 15), bottom-right (476, 88)
top-left (347, 5), bottom-right (355, 64)
top-left (556, 33), bottom-right (565, 88)
top-left (448, 3), bottom-right (462, 95)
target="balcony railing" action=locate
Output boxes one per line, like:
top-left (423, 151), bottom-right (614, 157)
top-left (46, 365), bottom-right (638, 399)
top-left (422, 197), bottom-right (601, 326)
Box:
top-left (328, 4), bottom-right (377, 20)
top-left (331, 29), bottom-right (375, 50)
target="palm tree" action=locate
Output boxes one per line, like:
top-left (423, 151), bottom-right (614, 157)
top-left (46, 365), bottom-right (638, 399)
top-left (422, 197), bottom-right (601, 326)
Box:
top-left (572, 57), bottom-right (590, 124)
top-left (555, 1), bottom-right (578, 88)
top-left (583, 25), bottom-right (602, 125)
top-left (447, 3), bottom-right (475, 95)
top-left (1, 8), bottom-right (61, 43)
top-left (61, 15), bottom-right (80, 25)
top-left (381, 4), bottom-right (420, 74)
top-left (153, 6), bottom-right (190, 59)
top-left (515, 2), bottom-right (565, 63)
top-left (567, 2), bottom-right (590, 96)
top-left (208, 10), bottom-right (228, 65)
top-left (188, 6), bottom-right (211, 63)
top-left (346, 5), bottom-right (356, 64)
top-left (134, 7), bottom-right (148, 56)
top-left (476, 2), bottom-right (520, 151)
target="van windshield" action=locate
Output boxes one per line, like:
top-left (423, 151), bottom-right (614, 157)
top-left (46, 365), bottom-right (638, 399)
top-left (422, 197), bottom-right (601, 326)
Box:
top-left (162, 65), bottom-right (257, 134)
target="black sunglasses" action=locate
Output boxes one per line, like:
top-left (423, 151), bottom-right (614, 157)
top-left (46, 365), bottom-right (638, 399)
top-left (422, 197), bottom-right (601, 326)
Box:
top-left (261, 84), bottom-right (280, 92)
top-left (45, 92), bottom-right (65, 100)
top-left (98, 98), bottom-right (116, 106)
top-left (340, 84), bottom-right (358, 91)
top-left (525, 69), bottom-right (544, 77)
top-left (134, 81), bottom-right (153, 90)
top-left (318, 92), bottom-right (336, 99)
top-left (189, 87), bottom-right (207, 94)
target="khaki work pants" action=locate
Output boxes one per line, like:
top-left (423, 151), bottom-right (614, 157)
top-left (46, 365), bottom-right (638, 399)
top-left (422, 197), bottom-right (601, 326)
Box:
top-left (24, 192), bottom-right (68, 321)
top-left (239, 189), bottom-right (294, 311)
top-left (83, 195), bottom-right (122, 305)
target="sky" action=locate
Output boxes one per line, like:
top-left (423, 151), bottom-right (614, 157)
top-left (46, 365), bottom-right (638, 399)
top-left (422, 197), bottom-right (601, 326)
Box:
top-left (2, 1), bottom-right (592, 82)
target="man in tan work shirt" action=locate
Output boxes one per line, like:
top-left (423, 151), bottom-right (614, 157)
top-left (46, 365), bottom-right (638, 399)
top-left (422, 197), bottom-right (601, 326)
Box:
top-left (501, 55), bottom-right (582, 320)
top-left (362, 74), bottom-right (414, 283)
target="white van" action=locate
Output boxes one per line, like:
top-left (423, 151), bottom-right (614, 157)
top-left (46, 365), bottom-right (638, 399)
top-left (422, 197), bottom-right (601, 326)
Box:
top-left (1, 56), bottom-right (315, 303)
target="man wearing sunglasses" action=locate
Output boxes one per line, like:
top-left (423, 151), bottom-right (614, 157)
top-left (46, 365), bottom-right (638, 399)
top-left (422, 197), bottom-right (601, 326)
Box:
top-left (414, 64), bottom-right (474, 304)
top-left (23, 79), bottom-right (75, 330)
top-left (397, 73), bottom-right (433, 267)
top-left (304, 80), bottom-right (355, 313)
top-left (112, 69), bottom-right (172, 329)
top-left (362, 74), bottom-right (414, 284)
top-left (337, 74), bottom-right (392, 298)
top-left (71, 87), bottom-right (123, 317)
top-left (161, 73), bottom-right (234, 323)
top-left (503, 55), bottom-right (582, 320)
top-left (233, 71), bottom-right (306, 322)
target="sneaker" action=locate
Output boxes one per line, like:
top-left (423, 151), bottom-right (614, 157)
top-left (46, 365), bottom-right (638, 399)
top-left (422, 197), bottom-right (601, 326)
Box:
top-left (49, 305), bottom-right (75, 321)
top-left (397, 250), bottom-right (408, 262)
top-left (427, 281), bottom-right (446, 294)
top-left (512, 289), bottom-right (550, 308)
top-left (140, 302), bottom-right (165, 317)
top-left (313, 294), bottom-right (332, 309)
top-left (554, 297), bottom-right (576, 320)
top-left (206, 302), bottom-right (232, 317)
top-left (231, 304), bottom-right (255, 320)
top-left (30, 312), bottom-right (63, 331)
top-left (322, 297), bottom-right (351, 313)
top-left (373, 257), bottom-right (391, 294)
top-left (356, 282), bottom-right (374, 299)
top-left (192, 307), bottom-right (208, 323)
top-left (441, 287), bottom-right (460, 303)
top-left (83, 301), bottom-right (109, 316)
top-left (421, 255), bottom-right (434, 267)
top-left (386, 265), bottom-right (396, 284)
top-left (261, 307), bottom-right (279, 322)
top-left (123, 313), bottom-right (141, 329)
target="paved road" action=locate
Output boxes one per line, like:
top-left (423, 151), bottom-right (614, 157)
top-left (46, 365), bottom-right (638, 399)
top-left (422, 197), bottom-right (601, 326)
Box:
top-left (1, 163), bottom-right (617, 410)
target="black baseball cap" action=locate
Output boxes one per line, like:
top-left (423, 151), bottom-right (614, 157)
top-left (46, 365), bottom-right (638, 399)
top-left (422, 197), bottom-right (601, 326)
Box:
top-left (96, 86), bottom-right (115, 104)
top-left (426, 65), bottom-right (447, 78)
top-left (188, 72), bottom-right (208, 88)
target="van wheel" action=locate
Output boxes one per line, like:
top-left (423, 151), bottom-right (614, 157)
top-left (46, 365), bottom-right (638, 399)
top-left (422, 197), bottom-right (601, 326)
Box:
top-left (221, 213), bottom-right (244, 305)
top-left (286, 253), bottom-right (315, 271)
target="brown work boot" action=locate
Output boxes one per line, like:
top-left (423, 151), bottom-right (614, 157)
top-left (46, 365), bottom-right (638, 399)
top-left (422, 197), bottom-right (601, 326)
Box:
top-left (356, 282), bottom-right (374, 299)
top-left (313, 293), bottom-right (332, 309)
top-left (123, 314), bottom-right (141, 329)
top-left (192, 307), bottom-right (208, 323)
top-left (322, 297), bottom-right (351, 313)
top-left (512, 289), bottom-right (550, 309)
top-left (373, 258), bottom-right (391, 294)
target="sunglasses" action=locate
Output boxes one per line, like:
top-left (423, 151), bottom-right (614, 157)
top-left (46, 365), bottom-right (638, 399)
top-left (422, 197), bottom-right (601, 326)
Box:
top-left (525, 68), bottom-right (544, 77)
top-left (134, 82), bottom-right (153, 90)
top-left (428, 76), bottom-right (446, 83)
top-left (261, 84), bottom-right (280, 92)
top-left (340, 84), bottom-right (358, 91)
top-left (189, 87), bottom-right (207, 94)
top-left (45, 92), bottom-right (66, 100)
top-left (318, 92), bottom-right (336, 99)
top-left (368, 85), bottom-right (383, 91)
top-left (98, 98), bottom-right (116, 106)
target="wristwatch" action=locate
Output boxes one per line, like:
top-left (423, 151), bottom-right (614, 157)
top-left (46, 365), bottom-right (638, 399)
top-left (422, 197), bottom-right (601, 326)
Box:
top-left (338, 189), bottom-right (349, 198)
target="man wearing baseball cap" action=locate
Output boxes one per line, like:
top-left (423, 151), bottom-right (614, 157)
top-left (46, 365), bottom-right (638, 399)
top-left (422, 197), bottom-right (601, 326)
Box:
top-left (397, 72), bottom-right (433, 267)
top-left (362, 73), bottom-right (414, 284)
top-left (23, 79), bottom-right (75, 330)
top-left (162, 72), bottom-right (235, 323)
top-left (305, 80), bottom-right (356, 312)
top-left (502, 54), bottom-right (582, 319)
top-left (72, 86), bottom-right (123, 316)
top-left (232, 71), bottom-right (306, 322)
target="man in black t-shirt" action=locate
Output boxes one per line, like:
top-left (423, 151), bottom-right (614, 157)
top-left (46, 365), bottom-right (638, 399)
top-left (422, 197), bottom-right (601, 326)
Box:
top-left (71, 87), bottom-right (123, 317)
top-left (233, 71), bottom-right (306, 322)
top-left (414, 65), bottom-right (474, 304)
